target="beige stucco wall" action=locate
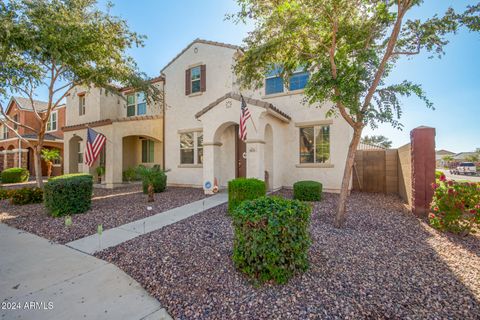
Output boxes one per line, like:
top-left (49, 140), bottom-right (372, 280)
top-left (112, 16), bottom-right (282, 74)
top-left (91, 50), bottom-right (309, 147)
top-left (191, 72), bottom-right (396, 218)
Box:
top-left (163, 40), bottom-right (353, 192)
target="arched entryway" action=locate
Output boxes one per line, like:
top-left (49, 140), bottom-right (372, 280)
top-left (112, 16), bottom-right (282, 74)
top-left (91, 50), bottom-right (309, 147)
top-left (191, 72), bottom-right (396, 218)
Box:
top-left (122, 135), bottom-right (162, 173)
top-left (68, 135), bottom-right (83, 174)
top-left (211, 121), bottom-right (241, 187)
top-left (6, 145), bottom-right (15, 169)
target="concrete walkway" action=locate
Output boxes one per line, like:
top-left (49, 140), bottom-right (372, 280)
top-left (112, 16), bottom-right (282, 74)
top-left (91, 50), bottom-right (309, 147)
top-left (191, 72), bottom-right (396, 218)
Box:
top-left (67, 192), bottom-right (228, 255)
top-left (0, 224), bottom-right (171, 320)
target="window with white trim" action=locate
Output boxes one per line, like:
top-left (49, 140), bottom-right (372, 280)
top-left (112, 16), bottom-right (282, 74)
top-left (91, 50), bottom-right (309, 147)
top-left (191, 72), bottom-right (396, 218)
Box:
top-left (13, 115), bottom-right (18, 130)
top-left (79, 95), bottom-right (86, 115)
top-left (180, 131), bottom-right (203, 165)
top-left (2, 125), bottom-right (8, 139)
top-left (190, 66), bottom-right (201, 94)
top-left (77, 141), bottom-right (83, 164)
top-left (46, 111), bottom-right (58, 132)
top-left (265, 66), bottom-right (284, 95)
top-left (127, 92), bottom-right (147, 117)
top-left (299, 125), bottom-right (330, 164)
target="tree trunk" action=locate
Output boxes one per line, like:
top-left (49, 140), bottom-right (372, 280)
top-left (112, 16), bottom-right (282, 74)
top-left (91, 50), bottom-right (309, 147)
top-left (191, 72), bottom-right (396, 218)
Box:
top-left (33, 146), bottom-right (43, 188)
top-left (147, 184), bottom-right (154, 202)
top-left (46, 161), bottom-right (52, 178)
top-left (334, 127), bottom-right (363, 228)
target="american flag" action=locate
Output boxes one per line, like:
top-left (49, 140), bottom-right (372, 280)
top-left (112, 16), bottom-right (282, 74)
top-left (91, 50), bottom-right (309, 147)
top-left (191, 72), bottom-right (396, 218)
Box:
top-left (85, 127), bottom-right (106, 167)
top-left (239, 94), bottom-right (251, 141)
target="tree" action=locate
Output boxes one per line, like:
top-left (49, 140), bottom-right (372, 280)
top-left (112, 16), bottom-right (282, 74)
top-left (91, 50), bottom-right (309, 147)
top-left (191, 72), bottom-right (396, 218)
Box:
top-left (465, 154), bottom-right (479, 163)
top-left (0, 0), bottom-right (161, 187)
top-left (230, 0), bottom-right (479, 227)
top-left (41, 148), bottom-right (61, 178)
top-left (135, 166), bottom-right (157, 202)
top-left (361, 135), bottom-right (392, 148)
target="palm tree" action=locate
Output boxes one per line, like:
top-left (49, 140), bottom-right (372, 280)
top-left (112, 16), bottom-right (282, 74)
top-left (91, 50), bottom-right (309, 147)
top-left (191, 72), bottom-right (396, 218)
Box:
top-left (41, 148), bottom-right (61, 178)
top-left (135, 166), bottom-right (158, 202)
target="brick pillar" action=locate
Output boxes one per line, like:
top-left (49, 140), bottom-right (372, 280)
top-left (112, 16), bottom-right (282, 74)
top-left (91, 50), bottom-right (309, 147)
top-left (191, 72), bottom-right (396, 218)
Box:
top-left (410, 126), bottom-right (436, 217)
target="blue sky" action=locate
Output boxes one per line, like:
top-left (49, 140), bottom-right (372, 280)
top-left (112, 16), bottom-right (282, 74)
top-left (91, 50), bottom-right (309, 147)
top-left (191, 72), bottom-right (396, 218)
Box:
top-left (7, 1), bottom-right (480, 152)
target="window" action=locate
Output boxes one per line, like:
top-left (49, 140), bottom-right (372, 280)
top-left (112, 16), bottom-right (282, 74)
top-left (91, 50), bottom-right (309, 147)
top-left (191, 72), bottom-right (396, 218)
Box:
top-left (180, 131), bottom-right (203, 165)
top-left (142, 139), bottom-right (155, 163)
top-left (79, 95), bottom-right (86, 115)
top-left (13, 115), bottom-right (18, 130)
top-left (53, 157), bottom-right (61, 165)
top-left (299, 125), bottom-right (330, 164)
top-left (289, 71), bottom-right (309, 91)
top-left (46, 111), bottom-right (58, 132)
top-left (77, 141), bottom-right (83, 164)
top-left (191, 66), bottom-right (201, 94)
top-left (127, 92), bottom-right (147, 117)
top-left (265, 67), bottom-right (284, 95)
top-left (2, 126), bottom-right (8, 139)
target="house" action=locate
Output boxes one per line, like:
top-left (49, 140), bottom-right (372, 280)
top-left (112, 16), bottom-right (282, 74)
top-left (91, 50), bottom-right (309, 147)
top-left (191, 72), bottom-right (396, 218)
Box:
top-left (0, 97), bottom-right (65, 176)
top-left (62, 80), bottom-right (164, 187)
top-left (435, 149), bottom-right (455, 167)
top-left (453, 151), bottom-right (478, 162)
top-left (63, 39), bottom-right (352, 192)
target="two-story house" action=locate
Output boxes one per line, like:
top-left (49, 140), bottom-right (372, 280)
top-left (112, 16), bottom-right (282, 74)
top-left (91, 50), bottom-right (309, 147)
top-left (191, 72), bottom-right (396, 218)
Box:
top-left (0, 97), bottom-right (65, 176)
top-left (163, 39), bottom-right (352, 193)
top-left (64, 39), bottom-right (352, 193)
top-left (62, 79), bottom-right (164, 188)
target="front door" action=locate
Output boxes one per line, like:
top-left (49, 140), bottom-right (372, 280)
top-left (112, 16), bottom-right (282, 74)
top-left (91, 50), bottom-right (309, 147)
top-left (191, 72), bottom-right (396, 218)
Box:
top-left (235, 125), bottom-right (247, 178)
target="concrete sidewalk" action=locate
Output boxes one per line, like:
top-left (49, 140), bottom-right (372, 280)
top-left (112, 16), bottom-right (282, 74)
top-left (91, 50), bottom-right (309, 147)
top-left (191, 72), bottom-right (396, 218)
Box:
top-left (0, 224), bottom-right (171, 320)
top-left (67, 192), bottom-right (228, 254)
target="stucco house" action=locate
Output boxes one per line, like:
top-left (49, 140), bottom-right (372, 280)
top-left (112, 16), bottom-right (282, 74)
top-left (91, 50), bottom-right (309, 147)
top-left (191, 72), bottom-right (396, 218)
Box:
top-left (63, 39), bottom-right (352, 192)
top-left (0, 97), bottom-right (65, 176)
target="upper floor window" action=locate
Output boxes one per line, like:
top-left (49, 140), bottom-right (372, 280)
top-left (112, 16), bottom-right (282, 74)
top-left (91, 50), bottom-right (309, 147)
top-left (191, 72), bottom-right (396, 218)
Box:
top-left (265, 67), bottom-right (284, 95)
top-left (185, 65), bottom-right (206, 95)
top-left (289, 70), bottom-right (309, 91)
top-left (299, 125), bottom-right (330, 164)
top-left (46, 111), bottom-right (58, 132)
top-left (265, 66), bottom-right (309, 95)
top-left (2, 126), bottom-right (8, 139)
top-left (79, 95), bottom-right (86, 115)
top-left (180, 131), bottom-right (203, 165)
top-left (142, 139), bottom-right (154, 163)
top-left (13, 115), bottom-right (18, 130)
top-left (127, 92), bottom-right (147, 117)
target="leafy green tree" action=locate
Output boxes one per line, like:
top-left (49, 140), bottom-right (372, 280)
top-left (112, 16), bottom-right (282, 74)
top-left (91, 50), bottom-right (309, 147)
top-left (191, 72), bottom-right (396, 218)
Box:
top-left (40, 148), bottom-right (62, 178)
top-left (465, 154), bottom-right (479, 163)
top-left (230, 0), bottom-right (479, 227)
top-left (361, 135), bottom-right (392, 149)
top-left (0, 0), bottom-right (161, 187)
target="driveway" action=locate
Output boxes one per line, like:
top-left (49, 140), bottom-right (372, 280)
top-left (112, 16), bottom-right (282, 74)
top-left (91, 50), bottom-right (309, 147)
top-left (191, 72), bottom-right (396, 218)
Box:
top-left (0, 224), bottom-right (170, 320)
top-left (437, 168), bottom-right (480, 182)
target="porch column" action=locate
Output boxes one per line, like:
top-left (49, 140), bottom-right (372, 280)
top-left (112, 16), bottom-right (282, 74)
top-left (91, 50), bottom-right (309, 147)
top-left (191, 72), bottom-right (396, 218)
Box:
top-left (104, 135), bottom-right (123, 188)
top-left (246, 140), bottom-right (265, 181)
top-left (202, 142), bottom-right (221, 194)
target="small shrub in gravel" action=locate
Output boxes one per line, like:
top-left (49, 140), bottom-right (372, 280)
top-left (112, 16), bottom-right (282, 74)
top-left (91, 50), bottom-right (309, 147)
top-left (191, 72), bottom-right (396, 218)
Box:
top-left (44, 173), bottom-right (93, 217)
top-left (293, 180), bottom-right (323, 201)
top-left (430, 179), bottom-right (480, 235)
top-left (123, 167), bottom-right (141, 182)
top-left (232, 196), bottom-right (312, 284)
top-left (138, 166), bottom-right (167, 194)
top-left (228, 178), bottom-right (266, 213)
top-left (1, 167), bottom-right (29, 183)
top-left (10, 187), bottom-right (43, 205)
top-left (0, 188), bottom-right (12, 200)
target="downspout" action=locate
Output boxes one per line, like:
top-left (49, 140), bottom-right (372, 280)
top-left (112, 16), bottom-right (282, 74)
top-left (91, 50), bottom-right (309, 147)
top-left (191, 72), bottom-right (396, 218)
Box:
top-left (162, 77), bottom-right (166, 171)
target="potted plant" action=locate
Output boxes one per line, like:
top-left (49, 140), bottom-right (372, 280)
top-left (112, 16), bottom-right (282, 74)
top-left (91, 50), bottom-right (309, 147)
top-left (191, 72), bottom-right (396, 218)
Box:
top-left (41, 148), bottom-right (62, 178)
top-left (96, 166), bottom-right (105, 183)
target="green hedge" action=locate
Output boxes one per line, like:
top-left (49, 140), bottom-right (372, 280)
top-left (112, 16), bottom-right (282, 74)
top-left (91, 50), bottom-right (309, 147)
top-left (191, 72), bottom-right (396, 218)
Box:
top-left (10, 187), bottom-right (43, 205)
top-left (228, 178), bottom-right (266, 213)
top-left (293, 180), bottom-right (323, 201)
top-left (44, 174), bottom-right (93, 217)
top-left (1, 167), bottom-right (30, 183)
top-left (232, 196), bottom-right (312, 284)
top-left (142, 169), bottom-right (167, 193)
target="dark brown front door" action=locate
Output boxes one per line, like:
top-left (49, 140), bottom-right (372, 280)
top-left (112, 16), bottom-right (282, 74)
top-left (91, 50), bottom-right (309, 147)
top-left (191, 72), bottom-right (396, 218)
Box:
top-left (235, 125), bottom-right (247, 178)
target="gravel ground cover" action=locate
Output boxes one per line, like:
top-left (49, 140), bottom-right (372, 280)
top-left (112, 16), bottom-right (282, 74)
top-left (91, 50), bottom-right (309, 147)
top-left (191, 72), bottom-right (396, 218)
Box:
top-left (0, 185), bottom-right (207, 244)
top-left (96, 190), bottom-right (480, 319)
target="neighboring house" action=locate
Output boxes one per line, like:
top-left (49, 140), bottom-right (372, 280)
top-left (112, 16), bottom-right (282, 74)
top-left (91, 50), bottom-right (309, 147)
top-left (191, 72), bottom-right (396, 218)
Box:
top-left (162, 39), bottom-right (351, 193)
top-left (453, 151), bottom-right (478, 162)
top-left (63, 39), bottom-right (352, 192)
top-left (435, 149), bottom-right (455, 167)
top-left (62, 79), bottom-right (164, 188)
top-left (0, 97), bottom-right (65, 176)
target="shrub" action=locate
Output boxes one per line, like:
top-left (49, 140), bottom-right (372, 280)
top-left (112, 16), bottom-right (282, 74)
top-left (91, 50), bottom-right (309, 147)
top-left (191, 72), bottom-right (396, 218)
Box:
top-left (10, 187), bottom-right (43, 205)
top-left (0, 189), bottom-right (12, 200)
top-left (122, 167), bottom-right (141, 182)
top-left (1, 167), bottom-right (29, 183)
top-left (44, 174), bottom-right (93, 217)
top-left (293, 180), bottom-right (323, 201)
top-left (137, 166), bottom-right (167, 194)
top-left (232, 196), bottom-right (312, 284)
top-left (435, 170), bottom-right (444, 180)
top-left (228, 178), bottom-right (266, 213)
top-left (430, 179), bottom-right (480, 235)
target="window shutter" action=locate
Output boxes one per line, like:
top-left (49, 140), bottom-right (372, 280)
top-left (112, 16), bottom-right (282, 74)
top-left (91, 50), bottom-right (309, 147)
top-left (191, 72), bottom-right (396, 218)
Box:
top-left (185, 68), bottom-right (191, 95)
top-left (200, 64), bottom-right (206, 92)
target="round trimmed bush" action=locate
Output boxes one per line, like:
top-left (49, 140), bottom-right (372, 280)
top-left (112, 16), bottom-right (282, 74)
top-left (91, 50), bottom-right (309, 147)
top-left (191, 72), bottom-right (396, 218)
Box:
top-left (1, 167), bottom-right (30, 183)
top-left (141, 168), bottom-right (167, 194)
top-left (10, 187), bottom-right (43, 205)
top-left (228, 178), bottom-right (266, 213)
top-left (44, 173), bottom-right (93, 217)
top-left (293, 180), bottom-right (323, 201)
top-left (232, 196), bottom-right (312, 284)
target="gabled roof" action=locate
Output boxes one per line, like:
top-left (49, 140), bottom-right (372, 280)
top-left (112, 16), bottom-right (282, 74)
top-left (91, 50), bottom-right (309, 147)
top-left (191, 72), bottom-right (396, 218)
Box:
top-left (436, 149), bottom-right (455, 155)
top-left (7, 97), bottom-right (48, 113)
top-left (160, 38), bottom-right (241, 73)
top-left (195, 92), bottom-right (291, 122)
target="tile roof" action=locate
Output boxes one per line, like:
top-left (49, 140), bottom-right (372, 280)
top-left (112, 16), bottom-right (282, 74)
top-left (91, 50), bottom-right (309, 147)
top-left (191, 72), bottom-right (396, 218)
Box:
top-left (195, 92), bottom-right (291, 122)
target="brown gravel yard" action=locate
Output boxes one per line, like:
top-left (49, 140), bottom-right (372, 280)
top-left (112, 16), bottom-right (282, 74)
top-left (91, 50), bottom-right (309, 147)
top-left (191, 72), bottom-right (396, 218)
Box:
top-left (96, 190), bottom-right (480, 319)
top-left (0, 185), bottom-right (207, 244)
